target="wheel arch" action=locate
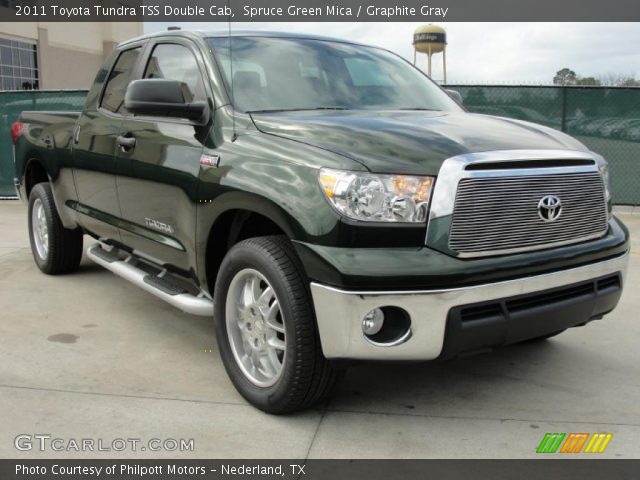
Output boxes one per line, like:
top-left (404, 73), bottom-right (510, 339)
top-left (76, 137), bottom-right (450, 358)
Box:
top-left (198, 193), bottom-right (307, 296)
top-left (24, 153), bottom-right (49, 198)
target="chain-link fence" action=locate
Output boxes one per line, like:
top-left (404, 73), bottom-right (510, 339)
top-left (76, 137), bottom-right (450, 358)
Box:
top-left (0, 90), bottom-right (87, 197)
top-left (1, 87), bottom-right (639, 204)
top-left (447, 85), bottom-right (640, 205)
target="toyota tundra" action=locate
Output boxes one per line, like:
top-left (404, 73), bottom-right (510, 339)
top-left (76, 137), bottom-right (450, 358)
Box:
top-left (12, 30), bottom-right (629, 413)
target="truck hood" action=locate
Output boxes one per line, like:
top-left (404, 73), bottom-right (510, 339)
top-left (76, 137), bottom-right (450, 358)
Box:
top-left (250, 110), bottom-right (588, 175)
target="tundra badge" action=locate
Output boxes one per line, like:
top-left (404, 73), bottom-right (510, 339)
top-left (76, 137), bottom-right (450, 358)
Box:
top-left (145, 218), bottom-right (175, 234)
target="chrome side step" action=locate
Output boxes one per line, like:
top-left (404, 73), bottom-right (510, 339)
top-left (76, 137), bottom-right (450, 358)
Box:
top-left (86, 244), bottom-right (213, 317)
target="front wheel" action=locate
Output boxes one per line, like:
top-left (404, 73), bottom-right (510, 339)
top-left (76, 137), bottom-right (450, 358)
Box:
top-left (213, 236), bottom-right (341, 414)
top-left (28, 182), bottom-right (83, 275)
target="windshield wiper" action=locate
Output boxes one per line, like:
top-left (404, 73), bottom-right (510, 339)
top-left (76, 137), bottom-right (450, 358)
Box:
top-left (247, 107), bottom-right (350, 114)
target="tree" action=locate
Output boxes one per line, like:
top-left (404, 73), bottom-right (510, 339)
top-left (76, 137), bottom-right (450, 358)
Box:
top-left (619, 77), bottom-right (640, 87)
top-left (553, 69), bottom-right (640, 87)
top-left (553, 68), bottom-right (577, 86)
top-left (597, 73), bottom-right (640, 87)
top-left (576, 77), bottom-right (601, 86)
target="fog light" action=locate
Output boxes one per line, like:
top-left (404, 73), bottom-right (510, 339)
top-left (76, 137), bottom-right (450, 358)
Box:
top-left (362, 308), bottom-right (384, 335)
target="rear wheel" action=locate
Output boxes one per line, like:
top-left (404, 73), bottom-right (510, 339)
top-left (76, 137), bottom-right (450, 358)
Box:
top-left (213, 235), bottom-right (341, 414)
top-left (28, 183), bottom-right (83, 275)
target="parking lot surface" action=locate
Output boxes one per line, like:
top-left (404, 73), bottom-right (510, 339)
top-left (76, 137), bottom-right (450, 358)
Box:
top-left (0, 201), bottom-right (638, 458)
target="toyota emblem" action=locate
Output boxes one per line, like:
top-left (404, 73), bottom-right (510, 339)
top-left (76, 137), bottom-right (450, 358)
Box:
top-left (538, 195), bottom-right (562, 222)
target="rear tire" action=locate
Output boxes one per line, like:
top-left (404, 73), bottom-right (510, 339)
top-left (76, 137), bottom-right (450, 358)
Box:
top-left (28, 182), bottom-right (83, 275)
top-left (213, 235), bottom-right (341, 414)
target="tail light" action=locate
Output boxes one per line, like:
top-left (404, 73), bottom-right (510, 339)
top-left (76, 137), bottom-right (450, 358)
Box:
top-left (11, 121), bottom-right (24, 145)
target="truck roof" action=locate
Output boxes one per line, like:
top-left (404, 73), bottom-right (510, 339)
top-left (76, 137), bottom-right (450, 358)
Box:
top-left (119, 29), bottom-right (365, 48)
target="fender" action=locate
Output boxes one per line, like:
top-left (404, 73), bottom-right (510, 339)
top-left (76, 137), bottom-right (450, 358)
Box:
top-left (196, 190), bottom-right (308, 291)
top-left (15, 115), bottom-right (81, 230)
top-left (199, 191), bottom-right (302, 239)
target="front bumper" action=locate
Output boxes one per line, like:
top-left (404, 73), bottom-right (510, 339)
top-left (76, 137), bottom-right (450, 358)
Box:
top-left (310, 251), bottom-right (629, 361)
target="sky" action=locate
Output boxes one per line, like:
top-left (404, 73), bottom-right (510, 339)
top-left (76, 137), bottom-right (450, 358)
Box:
top-left (145, 22), bottom-right (640, 85)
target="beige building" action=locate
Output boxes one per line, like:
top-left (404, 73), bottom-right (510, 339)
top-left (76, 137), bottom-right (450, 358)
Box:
top-left (0, 20), bottom-right (143, 90)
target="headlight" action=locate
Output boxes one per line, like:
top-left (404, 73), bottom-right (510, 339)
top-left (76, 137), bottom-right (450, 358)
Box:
top-left (599, 163), bottom-right (611, 203)
top-left (318, 168), bottom-right (434, 223)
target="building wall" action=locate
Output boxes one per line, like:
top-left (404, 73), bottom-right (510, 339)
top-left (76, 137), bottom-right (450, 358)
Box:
top-left (0, 21), bottom-right (143, 90)
top-left (0, 20), bottom-right (38, 40)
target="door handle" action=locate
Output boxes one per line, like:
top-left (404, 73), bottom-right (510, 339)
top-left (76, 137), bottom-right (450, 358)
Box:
top-left (116, 135), bottom-right (136, 150)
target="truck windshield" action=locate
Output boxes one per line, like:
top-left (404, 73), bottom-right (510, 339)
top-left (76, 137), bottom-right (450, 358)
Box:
top-left (208, 36), bottom-right (462, 113)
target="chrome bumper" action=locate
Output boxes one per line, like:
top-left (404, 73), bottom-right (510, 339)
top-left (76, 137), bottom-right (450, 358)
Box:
top-left (310, 252), bottom-right (629, 361)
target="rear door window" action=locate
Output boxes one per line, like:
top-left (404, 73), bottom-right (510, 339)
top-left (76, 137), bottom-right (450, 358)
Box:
top-left (101, 47), bottom-right (141, 114)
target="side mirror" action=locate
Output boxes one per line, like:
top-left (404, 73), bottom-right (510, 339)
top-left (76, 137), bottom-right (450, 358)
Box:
top-left (124, 79), bottom-right (209, 123)
top-left (445, 89), bottom-right (463, 106)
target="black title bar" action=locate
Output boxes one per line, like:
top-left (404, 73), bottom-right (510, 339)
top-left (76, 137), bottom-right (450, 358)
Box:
top-left (2, 459), bottom-right (640, 480)
top-left (0, 0), bottom-right (639, 22)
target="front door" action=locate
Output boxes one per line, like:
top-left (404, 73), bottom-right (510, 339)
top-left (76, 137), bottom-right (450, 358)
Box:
top-left (115, 40), bottom-right (213, 272)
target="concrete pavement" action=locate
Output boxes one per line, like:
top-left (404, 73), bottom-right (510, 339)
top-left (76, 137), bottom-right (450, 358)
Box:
top-left (0, 201), bottom-right (638, 458)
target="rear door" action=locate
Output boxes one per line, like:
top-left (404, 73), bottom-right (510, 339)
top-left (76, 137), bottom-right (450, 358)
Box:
top-left (72, 46), bottom-right (143, 240)
top-left (114, 39), bottom-right (213, 272)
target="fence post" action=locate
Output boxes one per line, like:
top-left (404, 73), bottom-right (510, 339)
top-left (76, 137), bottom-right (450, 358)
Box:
top-left (560, 87), bottom-right (568, 132)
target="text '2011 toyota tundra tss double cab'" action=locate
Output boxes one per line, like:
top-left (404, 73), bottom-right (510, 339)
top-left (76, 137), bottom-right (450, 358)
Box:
top-left (12, 31), bottom-right (629, 413)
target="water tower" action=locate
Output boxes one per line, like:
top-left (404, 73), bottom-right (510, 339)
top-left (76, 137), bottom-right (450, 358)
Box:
top-left (413, 24), bottom-right (447, 83)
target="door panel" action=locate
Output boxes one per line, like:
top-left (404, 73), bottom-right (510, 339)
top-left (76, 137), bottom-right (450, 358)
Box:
top-left (72, 111), bottom-right (122, 240)
top-left (114, 41), bottom-right (212, 272)
top-left (115, 120), bottom-right (205, 270)
top-left (72, 47), bottom-right (141, 241)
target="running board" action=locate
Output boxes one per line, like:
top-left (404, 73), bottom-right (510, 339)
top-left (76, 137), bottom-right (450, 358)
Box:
top-left (86, 245), bottom-right (213, 316)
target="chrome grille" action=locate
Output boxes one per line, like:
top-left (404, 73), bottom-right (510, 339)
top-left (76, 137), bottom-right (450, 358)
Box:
top-left (449, 171), bottom-right (608, 256)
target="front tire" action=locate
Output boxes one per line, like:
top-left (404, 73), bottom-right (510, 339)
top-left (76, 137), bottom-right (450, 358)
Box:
top-left (213, 236), bottom-right (341, 414)
top-left (28, 183), bottom-right (83, 275)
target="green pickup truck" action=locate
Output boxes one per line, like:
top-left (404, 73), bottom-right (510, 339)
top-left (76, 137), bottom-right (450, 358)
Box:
top-left (12, 30), bottom-right (629, 413)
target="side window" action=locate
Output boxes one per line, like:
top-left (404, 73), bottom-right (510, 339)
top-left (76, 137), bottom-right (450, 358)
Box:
top-left (101, 47), bottom-right (141, 114)
top-left (144, 43), bottom-right (206, 103)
